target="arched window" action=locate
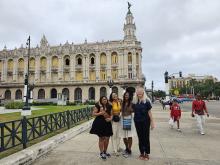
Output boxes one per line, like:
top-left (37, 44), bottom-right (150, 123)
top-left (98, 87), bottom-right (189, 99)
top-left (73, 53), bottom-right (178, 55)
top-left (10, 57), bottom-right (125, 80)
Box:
top-left (62, 88), bottom-right (70, 100)
top-left (112, 86), bottom-right (118, 95)
top-left (5, 90), bottom-right (11, 100)
top-left (88, 87), bottom-right (95, 100)
top-left (51, 88), bottom-right (57, 98)
top-left (15, 89), bottom-right (22, 100)
top-left (30, 57), bottom-right (35, 70)
top-left (74, 88), bottom-right (82, 102)
top-left (100, 87), bottom-right (107, 97)
top-left (100, 53), bottom-right (107, 65)
top-left (65, 59), bottom-right (70, 66)
top-left (111, 52), bottom-right (118, 64)
top-left (7, 59), bottom-right (13, 71)
top-left (40, 57), bottom-right (47, 70)
top-left (77, 58), bottom-right (82, 65)
top-left (91, 57), bottom-right (95, 65)
top-left (128, 52), bottom-right (132, 64)
top-left (52, 56), bottom-right (58, 67)
top-left (18, 58), bottom-right (24, 71)
top-left (38, 89), bottom-right (45, 99)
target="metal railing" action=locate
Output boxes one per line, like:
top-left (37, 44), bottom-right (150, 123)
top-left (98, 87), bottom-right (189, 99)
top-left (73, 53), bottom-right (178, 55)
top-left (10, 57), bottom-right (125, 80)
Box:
top-left (0, 107), bottom-right (93, 152)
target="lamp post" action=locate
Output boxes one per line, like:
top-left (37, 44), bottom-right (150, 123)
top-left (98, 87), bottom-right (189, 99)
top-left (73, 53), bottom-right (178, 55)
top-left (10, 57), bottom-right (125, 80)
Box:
top-left (22, 36), bottom-right (31, 116)
top-left (107, 78), bottom-right (114, 95)
top-left (151, 80), bottom-right (154, 103)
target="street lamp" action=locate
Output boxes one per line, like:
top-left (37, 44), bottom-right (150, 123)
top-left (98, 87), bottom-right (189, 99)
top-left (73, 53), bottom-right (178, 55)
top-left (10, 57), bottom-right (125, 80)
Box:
top-left (22, 36), bottom-right (31, 116)
top-left (107, 78), bottom-right (114, 95)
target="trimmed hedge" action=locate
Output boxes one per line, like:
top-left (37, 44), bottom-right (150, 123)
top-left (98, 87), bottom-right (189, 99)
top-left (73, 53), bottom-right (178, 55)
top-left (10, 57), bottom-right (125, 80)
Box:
top-left (5, 101), bottom-right (24, 109)
top-left (31, 102), bottom-right (57, 106)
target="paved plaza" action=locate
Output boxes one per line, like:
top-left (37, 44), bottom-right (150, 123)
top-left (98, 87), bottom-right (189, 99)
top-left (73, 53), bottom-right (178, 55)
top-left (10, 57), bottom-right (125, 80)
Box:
top-left (33, 103), bottom-right (220, 165)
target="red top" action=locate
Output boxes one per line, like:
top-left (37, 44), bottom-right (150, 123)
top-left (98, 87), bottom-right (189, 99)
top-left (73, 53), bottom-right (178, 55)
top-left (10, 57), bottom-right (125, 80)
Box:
top-left (192, 100), bottom-right (207, 115)
top-left (170, 103), bottom-right (181, 118)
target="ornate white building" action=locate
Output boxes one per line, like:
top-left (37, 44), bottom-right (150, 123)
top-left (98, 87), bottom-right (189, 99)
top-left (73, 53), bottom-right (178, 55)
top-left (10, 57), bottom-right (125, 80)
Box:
top-left (0, 7), bottom-right (145, 102)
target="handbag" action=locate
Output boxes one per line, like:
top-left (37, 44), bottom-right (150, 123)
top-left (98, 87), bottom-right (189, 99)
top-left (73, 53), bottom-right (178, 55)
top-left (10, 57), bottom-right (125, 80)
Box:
top-left (112, 115), bottom-right (120, 122)
top-left (168, 118), bottom-right (174, 126)
top-left (123, 115), bottom-right (132, 130)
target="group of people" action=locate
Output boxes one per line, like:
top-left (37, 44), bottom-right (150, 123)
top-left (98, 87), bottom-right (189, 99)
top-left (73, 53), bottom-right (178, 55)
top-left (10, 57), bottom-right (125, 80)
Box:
top-left (90, 86), bottom-right (155, 161)
top-left (169, 94), bottom-right (209, 135)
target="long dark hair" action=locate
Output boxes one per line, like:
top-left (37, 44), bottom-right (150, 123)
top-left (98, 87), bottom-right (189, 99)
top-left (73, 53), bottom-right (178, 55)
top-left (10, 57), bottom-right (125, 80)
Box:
top-left (99, 96), bottom-right (108, 107)
top-left (122, 92), bottom-right (132, 110)
top-left (109, 92), bottom-right (117, 103)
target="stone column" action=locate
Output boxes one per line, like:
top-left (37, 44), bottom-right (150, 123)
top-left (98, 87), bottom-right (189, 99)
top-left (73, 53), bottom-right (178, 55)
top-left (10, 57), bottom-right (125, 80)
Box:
top-left (139, 51), bottom-right (142, 79)
top-left (70, 55), bottom-right (75, 80)
top-left (132, 50), bottom-right (137, 79)
top-left (95, 86), bottom-right (100, 101)
top-left (82, 54), bottom-right (88, 82)
top-left (2, 59), bottom-right (7, 81)
top-left (123, 51), bottom-right (128, 79)
top-left (35, 56), bottom-right (40, 82)
top-left (106, 51), bottom-right (111, 78)
top-left (82, 86), bottom-right (88, 102)
top-left (118, 53), bottom-right (123, 80)
top-left (95, 53), bottom-right (100, 82)
top-left (46, 57), bottom-right (51, 82)
top-left (58, 56), bottom-right (63, 81)
top-left (13, 58), bottom-right (18, 82)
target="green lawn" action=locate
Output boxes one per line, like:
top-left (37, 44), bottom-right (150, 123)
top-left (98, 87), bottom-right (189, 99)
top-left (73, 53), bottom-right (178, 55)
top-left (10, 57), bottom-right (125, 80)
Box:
top-left (0, 105), bottom-right (88, 123)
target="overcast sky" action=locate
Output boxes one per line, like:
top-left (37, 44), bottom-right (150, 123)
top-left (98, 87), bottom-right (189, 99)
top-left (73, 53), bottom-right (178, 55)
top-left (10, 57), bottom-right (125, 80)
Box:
top-left (1, 0), bottom-right (220, 90)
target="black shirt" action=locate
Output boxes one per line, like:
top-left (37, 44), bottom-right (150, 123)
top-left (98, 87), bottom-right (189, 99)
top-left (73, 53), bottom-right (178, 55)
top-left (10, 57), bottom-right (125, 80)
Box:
top-left (132, 100), bottom-right (152, 122)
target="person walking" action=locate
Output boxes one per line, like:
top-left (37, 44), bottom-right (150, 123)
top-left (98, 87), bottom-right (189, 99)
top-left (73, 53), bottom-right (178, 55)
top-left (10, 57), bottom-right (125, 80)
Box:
top-left (192, 94), bottom-right (209, 135)
top-left (90, 96), bottom-right (113, 160)
top-left (120, 91), bottom-right (136, 158)
top-left (109, 92), bottom-right (121, 156)
top-left (170, 99), bottom-right (182, 131)
top-left (132, 87), bottom-right (155, 160)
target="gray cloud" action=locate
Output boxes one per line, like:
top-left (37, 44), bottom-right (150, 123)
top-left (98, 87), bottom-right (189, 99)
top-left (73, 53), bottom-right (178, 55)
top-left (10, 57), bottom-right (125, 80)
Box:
top-left (0, 0), bottom-right (220, 90)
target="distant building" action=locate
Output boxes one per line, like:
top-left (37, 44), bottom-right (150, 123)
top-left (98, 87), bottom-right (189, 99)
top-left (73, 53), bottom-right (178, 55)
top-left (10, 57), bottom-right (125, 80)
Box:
top-left (169, 74), bottom-right (218, 90)
top-left (0, 6), bottom-right (145, 102)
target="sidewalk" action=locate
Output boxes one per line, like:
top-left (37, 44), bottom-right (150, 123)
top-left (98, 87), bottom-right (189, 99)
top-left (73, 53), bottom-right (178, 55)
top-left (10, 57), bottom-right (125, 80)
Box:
top-left (33, 104), bottom-right (220, 165)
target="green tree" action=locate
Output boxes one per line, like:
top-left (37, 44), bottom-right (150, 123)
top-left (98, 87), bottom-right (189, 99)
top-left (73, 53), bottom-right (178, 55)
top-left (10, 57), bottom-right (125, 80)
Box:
top-left (154, 90), bottom-right (166, 98)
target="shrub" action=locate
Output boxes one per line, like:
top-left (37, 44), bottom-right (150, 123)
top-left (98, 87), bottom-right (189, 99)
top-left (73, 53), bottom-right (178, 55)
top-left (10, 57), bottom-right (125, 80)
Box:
top-left (5, 101), bottom-right (24, 109)
top-left (84, 100), bottom-right (96, 105)
top-left (31, 102), bottom-right (56, 106)
top-left (67, 101), bottom-right (77, 106)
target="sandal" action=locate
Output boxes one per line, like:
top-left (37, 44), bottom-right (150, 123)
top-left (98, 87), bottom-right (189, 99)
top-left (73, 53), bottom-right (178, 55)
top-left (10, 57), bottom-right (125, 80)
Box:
top-left (139, 154), bottom-right (145, 160)
top-left (144, 154), bottom-right (149, 160)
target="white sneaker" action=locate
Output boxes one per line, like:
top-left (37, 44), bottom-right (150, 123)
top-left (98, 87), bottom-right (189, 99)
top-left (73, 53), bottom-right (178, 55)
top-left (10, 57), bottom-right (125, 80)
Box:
top-left (201, 132), bottom-right (205, 135)
top-left (177, 128), bottom-right (181, 132)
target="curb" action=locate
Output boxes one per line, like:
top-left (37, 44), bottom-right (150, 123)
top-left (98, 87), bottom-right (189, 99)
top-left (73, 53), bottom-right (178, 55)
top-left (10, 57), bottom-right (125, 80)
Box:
top-left (0, 119), bottom-right (93, 165)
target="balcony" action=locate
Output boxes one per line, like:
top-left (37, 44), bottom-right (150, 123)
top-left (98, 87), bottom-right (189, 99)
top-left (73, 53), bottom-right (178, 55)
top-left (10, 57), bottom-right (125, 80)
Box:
top-left (63, 66), bottom-right (70, 72)
top-left (75, 65), bottom-right (83, 70)
top-left (30, 67), bottom-right (35, 72)
top-left (111, 63), bottom-right (118, 68)
top-left (89, 64), bottom-right (95, 70)
top-left (100, 64), bottom-right (107, 68)
top-left (18, 68), bottom-right (24, 74)
top-left (51, 66), bottom-right (58, 72)
top-left (7, 68), bottom-right (13, 75)
top-left (40, 66), bottom-right (46, 73)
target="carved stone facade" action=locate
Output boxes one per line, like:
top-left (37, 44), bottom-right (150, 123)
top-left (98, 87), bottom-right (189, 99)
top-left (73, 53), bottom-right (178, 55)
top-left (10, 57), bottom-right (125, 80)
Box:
top-left (0, 8), bottom-right (145, 102)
